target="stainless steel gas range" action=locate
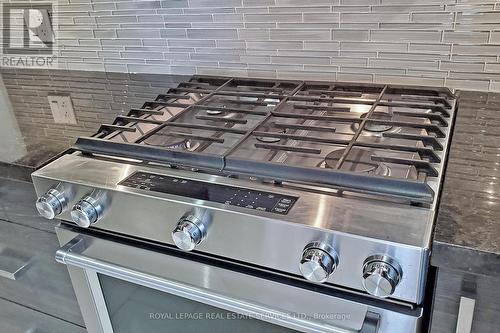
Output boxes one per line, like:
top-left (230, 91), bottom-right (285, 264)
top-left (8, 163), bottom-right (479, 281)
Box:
top-left (32, 76), bottom-right (456, 333)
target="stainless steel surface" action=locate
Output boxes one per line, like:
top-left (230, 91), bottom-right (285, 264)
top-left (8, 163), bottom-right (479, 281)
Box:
top-left (362, 255), bottom-right (402, 298)
top-left (35, 187), bottom-right (67, 220)
top-left (70, 192), bottom-right (106, 228)
top-left (299, 242), bottom-right (339, 283)
top-left (85, 268), bottom-right (114, 333)
top-left (55, 225), bottom-right (423, 333)
top-left (172, 209), bottom-right (210, 251)
top-left (33, 153), bottom-right (431, 303)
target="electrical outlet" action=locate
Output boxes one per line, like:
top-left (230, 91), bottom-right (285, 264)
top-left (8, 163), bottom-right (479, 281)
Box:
top-left (24, 9), bottom-right (54, 44)
top-left (47, 95), bottom-right (77, 124)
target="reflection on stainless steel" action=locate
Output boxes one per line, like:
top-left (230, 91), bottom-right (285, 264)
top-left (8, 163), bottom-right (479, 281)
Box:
top-left (32, 76), bottom-right (457, 333)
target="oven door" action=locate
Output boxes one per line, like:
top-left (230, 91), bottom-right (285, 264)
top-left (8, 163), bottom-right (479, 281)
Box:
top-left (55, 225), bottom-right (422, 333)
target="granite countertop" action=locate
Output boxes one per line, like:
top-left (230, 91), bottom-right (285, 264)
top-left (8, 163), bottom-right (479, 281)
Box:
top-left (432, 90), bottom-right (500, 276)
top-left (0, 142), bottom-right (68, 182)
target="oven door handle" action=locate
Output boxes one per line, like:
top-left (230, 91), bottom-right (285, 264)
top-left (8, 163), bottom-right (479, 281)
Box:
top-left (56, 233), bottom-right (379, 333)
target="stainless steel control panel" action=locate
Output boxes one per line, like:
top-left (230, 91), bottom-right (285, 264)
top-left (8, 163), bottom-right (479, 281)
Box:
top-left (119, 171), bottom-right (298, 215)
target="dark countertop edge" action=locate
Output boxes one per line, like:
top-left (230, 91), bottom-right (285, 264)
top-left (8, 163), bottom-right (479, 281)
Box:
top-left (431, 240), bottom-right (500, 276)
top-left (0, 145), bottom-right (69, 183)
top-left (0, 161), bottom-right (34, 183)
top-left (430, 89), bottom-right (500, 276)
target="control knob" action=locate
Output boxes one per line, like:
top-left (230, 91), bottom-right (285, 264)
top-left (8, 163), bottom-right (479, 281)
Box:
top-left (362, 255), bottom-right (402, 298)
top-left (71, 194), bottom-right (105, 228)
top-left (299, 242), bottom-right (339, 283)
top-left (36, 188), bottom-right (68, 220)
top-left (172, 209), bottom-right (211, 251)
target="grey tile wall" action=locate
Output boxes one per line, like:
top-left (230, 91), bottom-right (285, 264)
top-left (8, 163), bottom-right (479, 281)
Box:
top-left (0, 69), bottom-right (186, 149)
top-left (3, 0), bottom-right (500, 91)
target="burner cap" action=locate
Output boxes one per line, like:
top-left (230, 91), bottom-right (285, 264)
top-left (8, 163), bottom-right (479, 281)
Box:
top-left (206, 104), bottom-right (228, 115)
top-left (324, 147), bottom-right (389, 176)
top-left (206, 109), bottom-right (223, 115)
top-left (143, 134), bottom-right (200, 151)
top-left (256, 136), bottom-right (281, 143)
top-left (355, 112), bottom-right (394, 133)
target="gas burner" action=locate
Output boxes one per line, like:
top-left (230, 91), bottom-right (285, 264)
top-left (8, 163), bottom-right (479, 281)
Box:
top-left (206, 109), bottom-right (223, 115)
top-left (205, 105), bottom-right (228, 115)
top-left (256, 125), bottom-right (286, 143)
top-left (256, 136), bottom-right (280, 143)
top-left (143, 134), bottom-right (201, 151)
top-left (204, 107), bottom-right (239, 122)
top-left (323, 147), bottom-right (390, 176)
top-left (352, 112), bottom-right (401, 137)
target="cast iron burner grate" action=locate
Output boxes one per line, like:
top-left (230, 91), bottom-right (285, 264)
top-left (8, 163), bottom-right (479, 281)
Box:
top-left (71, 75), bottom-right (456, 204)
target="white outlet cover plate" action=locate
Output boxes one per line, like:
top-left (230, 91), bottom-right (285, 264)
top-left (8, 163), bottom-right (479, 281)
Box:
top-left (24, 9), bottom-right (54, 44)
top-left (47, 95), bottom-right (77, 124)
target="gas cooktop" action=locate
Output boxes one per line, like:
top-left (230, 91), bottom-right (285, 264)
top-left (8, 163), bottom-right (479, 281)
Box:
top-left (75, 75), bottom-right (454, 206)
top-left (32, 75), bottom-right (456, 308)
